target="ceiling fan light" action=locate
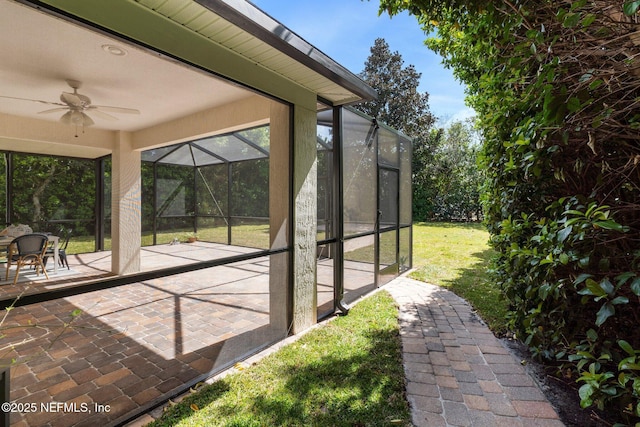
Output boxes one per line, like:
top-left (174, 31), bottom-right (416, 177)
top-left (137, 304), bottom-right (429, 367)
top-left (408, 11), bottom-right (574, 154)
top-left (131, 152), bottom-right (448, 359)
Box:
top-left (59, 111), bottom-right (73, 125)
top-left (59, 110), bottom-right (94, 128)
top-left (81, 112), bottom-right (94, 127)
top-left (70, 110), bottom-right (84, 125)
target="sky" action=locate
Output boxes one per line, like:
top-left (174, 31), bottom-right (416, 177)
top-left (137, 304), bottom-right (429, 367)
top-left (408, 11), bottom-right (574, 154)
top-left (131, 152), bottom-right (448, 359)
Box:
top-left (250, 0), bottom-right (475, 124)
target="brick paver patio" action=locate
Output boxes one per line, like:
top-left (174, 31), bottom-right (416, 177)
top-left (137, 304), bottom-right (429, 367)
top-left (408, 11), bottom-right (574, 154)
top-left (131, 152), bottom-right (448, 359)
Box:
top-left (1, 243), bottom-right (288, 426)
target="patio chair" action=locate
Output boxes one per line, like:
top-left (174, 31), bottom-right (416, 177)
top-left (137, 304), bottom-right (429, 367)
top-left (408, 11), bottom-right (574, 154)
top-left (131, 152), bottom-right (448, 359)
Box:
top-left (5, 233), bottom-right (50, 285)
top-left (44, 228), bottom-right (72, 270)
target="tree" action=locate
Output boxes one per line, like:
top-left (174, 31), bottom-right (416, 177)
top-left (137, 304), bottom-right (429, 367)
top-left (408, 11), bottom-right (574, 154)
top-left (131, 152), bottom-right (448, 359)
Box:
top-left (11, 154), bottom-right (96, 234)
top-left (357, 38), bottom-right (439, 219)
top-left (433, 120), bottom-right (482, 221)
top-left (413, 119), bottom-right (482, 221)
top-left (358, 38), bottom-right (483, 222)
top-left (358, 38), bottom-right (435, 138)
top-left (377, 0), bottom-right (640, 422)
top-left (411, 127), bottom-right (442, 220)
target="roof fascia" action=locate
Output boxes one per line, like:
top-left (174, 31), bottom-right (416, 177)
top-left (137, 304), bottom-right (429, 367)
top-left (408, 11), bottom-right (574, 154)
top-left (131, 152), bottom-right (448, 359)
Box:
top-left (195, 0), bottom-right (378, 103)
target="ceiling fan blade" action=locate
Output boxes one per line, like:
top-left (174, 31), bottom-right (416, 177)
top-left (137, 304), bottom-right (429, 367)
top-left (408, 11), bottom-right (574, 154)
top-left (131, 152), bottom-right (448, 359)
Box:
top-left (88, 109), bottom-right (118, 121)
top-left (0, 95), bottom-right (65, 107)
top-left (90, 105), bottom-right (140, 114)
top-left (38, 107), bottom-right (69, 114)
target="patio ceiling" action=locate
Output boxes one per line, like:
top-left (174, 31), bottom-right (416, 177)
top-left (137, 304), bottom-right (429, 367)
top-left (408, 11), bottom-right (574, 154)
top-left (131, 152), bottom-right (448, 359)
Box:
top-left (0, 0), bottom-right (375, 160)
top-left (0, 0), bottom-right (257, 158)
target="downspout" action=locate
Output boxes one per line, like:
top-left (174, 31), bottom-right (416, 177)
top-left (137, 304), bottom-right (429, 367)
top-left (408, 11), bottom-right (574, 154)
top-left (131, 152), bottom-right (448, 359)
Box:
top-left (333, 106), bottom-right (349, 315)
top-left (95, 157), bottom-right (105, 251)
top-left (5, 153), bottom-right (11, 226)
top-left (152, 162), bottom-right (158, 246)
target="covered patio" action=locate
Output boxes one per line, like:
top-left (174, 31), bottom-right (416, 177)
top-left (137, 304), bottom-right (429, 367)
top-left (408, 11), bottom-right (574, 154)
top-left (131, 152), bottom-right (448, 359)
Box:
top-left (2, 243), bottom-right (387, 426)
top-left (6, 246), bottom-right (275, 426)
top-left (0, 0), bottom-right (412, 425)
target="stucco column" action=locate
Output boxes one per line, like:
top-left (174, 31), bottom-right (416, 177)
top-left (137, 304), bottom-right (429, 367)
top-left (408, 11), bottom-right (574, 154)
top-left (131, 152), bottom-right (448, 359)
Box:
top-left (111, 131), bottom-right (141, 274)
top-left (269, 102), bottom-right (290, 333)
top-left (269, 101), bottom-right (318, 335)
top-left (291, 104), bottom-right (318, 333)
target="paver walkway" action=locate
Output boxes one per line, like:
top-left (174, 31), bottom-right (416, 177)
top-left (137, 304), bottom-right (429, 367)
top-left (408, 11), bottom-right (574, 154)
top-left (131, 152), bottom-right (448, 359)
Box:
top-left (384, 276), bottom-right (564, 427)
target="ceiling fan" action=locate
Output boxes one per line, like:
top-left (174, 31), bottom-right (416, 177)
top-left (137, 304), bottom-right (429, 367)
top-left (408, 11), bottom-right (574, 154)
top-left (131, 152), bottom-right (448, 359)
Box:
top-left (0, 79), bottom-right (139, 128)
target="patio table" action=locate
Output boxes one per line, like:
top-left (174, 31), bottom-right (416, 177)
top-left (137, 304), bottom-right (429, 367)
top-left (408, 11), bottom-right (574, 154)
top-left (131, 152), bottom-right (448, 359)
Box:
top-left (0, 235), bottom-right (60, 277)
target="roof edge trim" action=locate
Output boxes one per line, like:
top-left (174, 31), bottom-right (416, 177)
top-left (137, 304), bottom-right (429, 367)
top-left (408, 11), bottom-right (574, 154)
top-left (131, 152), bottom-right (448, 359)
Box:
top-left (194, 0), bottom-right (378, 103)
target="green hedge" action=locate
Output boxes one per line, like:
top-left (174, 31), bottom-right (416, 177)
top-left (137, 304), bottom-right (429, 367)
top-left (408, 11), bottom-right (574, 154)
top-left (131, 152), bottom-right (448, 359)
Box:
top-left (380, 0), bottom-right (640, 422)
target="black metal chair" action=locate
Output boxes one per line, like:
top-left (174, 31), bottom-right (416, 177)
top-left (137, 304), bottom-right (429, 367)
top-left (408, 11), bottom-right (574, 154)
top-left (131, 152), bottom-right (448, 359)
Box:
top-left (5, 234), bottom-right (49, 285)
top-left (44, 228), bottom-right (72, 270)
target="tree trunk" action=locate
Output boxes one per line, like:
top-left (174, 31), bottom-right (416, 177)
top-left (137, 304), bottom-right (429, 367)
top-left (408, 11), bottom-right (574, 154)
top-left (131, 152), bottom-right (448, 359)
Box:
top-left (32, 163), bottom-right (56, 224)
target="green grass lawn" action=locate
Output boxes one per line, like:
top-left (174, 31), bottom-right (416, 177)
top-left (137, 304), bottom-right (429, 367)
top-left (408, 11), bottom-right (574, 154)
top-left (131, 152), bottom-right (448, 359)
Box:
top-left (59, 224), bottom-right (271, 256)
top-left (410, 222), bottom-right (507, 334)
top-left (148, 291), bottom-right (411, 427)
